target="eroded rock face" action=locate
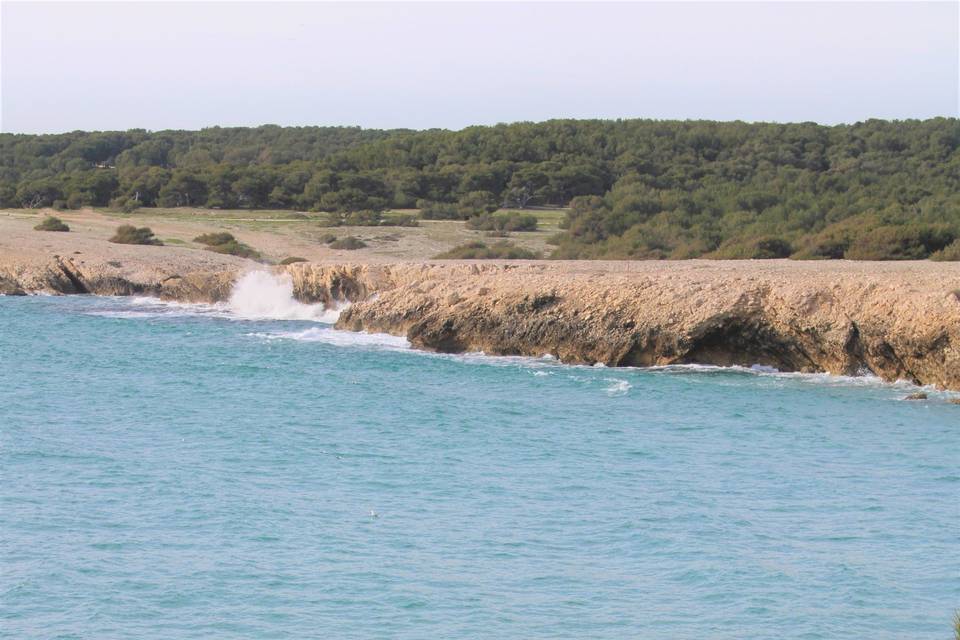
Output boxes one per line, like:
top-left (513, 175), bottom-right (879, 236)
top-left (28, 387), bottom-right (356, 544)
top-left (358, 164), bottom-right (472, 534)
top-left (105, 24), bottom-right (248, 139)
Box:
top-left (3, 255), bottom-right (959, 390)
top-left (282, 262), bottom-right (960, 390)
top-left (0, 255), bottom-right (237, 302)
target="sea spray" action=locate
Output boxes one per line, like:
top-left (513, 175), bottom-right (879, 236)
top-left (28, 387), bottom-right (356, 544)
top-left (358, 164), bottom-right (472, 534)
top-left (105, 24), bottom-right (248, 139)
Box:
top-left (228, 270), bottom-right (343, 322)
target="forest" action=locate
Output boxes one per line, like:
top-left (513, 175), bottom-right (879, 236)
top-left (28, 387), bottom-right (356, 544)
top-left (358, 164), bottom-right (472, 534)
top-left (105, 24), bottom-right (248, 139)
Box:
top-left (2, 118), bottom-right (958, 259)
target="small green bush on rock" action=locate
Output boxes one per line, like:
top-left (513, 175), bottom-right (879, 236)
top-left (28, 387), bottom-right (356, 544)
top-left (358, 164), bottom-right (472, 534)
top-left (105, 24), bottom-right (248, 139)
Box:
top-left (35, 216), bottom-right (70, 232)
top-left (110, 225), bottom-right (162, 245)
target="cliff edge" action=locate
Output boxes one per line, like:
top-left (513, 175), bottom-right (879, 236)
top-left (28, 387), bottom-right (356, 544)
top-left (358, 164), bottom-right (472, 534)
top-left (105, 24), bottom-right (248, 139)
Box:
top-left (2, 250), bottom-right (958, 390)
top-left (287, 261), bottom-right (960, 390)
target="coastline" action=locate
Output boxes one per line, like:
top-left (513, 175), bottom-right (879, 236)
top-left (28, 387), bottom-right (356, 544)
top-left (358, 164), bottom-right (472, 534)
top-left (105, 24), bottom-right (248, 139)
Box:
top-left (2, 213), bottom-right (959, 391)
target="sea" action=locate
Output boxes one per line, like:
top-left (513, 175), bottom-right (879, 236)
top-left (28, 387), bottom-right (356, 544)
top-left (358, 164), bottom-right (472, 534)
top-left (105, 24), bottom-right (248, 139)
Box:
top-left (2, 272), bottom-right (958, 639)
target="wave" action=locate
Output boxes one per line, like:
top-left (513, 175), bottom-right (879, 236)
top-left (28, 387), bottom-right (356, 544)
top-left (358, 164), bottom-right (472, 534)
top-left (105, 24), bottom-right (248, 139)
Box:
top-left (87, 271), bottom-right (345, 323)
top-left (227, 271), bottom-right (342, 322)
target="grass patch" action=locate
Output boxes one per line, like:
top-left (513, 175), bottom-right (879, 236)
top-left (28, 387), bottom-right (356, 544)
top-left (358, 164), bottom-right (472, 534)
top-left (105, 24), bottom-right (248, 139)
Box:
top-left (280, 256), bottom-right (308, 265)
top-left (34, 216), bottom-right (70, 232)
top-left (109, 225), bottom-right (162, 245)
top-left (162, 238), bottom-right (187, 245)
top-left (435, 241), bottom-right (539, 259)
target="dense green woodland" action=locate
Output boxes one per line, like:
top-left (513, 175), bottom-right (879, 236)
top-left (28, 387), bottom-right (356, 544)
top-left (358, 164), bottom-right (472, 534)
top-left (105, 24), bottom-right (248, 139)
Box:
top-left (3, 119), bottom-right (959, 259)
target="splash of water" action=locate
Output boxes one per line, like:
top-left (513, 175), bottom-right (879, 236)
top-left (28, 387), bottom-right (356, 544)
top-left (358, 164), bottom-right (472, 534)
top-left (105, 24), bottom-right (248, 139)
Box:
top-left (228, 271), bottom-right (342, 322)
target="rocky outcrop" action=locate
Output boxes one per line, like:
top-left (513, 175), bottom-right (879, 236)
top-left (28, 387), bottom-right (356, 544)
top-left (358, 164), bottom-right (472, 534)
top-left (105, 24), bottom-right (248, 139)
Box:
top-left (3, 254), bottom-right (959, 390)
top-left (0, 254), bottom-right (239, 301)
top-left (283, 261), bottom-right (960, 390)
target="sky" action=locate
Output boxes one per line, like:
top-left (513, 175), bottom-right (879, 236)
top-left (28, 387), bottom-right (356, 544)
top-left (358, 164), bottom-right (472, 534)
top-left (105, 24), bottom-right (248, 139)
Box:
top-left (1, 1), bottom-right (957, 133)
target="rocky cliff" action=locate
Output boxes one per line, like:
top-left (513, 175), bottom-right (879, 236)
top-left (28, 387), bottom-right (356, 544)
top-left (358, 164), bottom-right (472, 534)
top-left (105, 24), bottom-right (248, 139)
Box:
top-left (286, 261), bottom-right (960, 390)
top-left (3, 254), bottom-right (959, 390)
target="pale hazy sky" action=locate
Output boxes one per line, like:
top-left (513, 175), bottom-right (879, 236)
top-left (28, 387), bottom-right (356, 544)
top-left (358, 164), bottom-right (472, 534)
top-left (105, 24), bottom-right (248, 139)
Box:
top-left (1, 1), bottom-right (957, 133)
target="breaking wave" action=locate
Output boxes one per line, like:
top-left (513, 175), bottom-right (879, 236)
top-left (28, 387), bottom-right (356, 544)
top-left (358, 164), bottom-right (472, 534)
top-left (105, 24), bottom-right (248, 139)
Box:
top-left (227, 271), bottom-right (342, 322)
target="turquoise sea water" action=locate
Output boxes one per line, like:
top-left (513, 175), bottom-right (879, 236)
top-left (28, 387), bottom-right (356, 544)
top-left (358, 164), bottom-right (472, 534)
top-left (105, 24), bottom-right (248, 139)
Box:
top-left (2, 290), bottom-right (958, 639)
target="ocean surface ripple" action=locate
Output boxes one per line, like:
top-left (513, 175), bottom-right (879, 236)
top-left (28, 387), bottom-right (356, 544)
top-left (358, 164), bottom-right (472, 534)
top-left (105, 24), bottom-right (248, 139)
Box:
top-left (1, 293), bottom-right (957, 639)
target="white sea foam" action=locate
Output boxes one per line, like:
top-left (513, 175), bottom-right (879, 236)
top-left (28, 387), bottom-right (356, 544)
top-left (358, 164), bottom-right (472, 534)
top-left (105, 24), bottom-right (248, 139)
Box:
top-left (228, 271), bottom-right (342, 322)
top-left (250, 327), bottom-right (410, 350)
top-left (98, 271), bottom-right (344, 322)
top-left (605, 378), bottom-right (632, 396)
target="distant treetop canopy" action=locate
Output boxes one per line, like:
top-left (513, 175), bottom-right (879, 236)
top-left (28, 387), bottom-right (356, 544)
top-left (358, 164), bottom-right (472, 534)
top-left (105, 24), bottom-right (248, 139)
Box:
top-left (2, 118), bottom-right (958, 259)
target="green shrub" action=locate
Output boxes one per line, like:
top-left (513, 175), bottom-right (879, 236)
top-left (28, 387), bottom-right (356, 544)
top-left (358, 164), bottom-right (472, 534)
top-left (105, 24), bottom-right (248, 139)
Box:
top-left (435, 241), bottom-right (540, 259)
top-left (341, 209), bottom-right (383, 226)
top-left (457, 191), bottom-right (499, 217)
top-left (419, 201), bottom-right (462, 220)
top-left (319, 233), bottom-right (337, 244)
top-left (194, 232), bottom-right (237, 246)
top-left (51, 199), bottom-right (68, 211)
top-left (929, 239), bottom-right (960, 261)
top-left (711, 236), bottom-right (793, 259)
top-left (466, 212), bottom-right (538, 232)
top-left (109, 225), bottom-right (162, 245)
top-left (845, 225), bottom-right (955, 260)
top-left (193, 231), bottom-right (261, 259)
top-left (207, 240), bottom-right (261, 259)
top-left (329, 236), bottom-right (367, 250)
top-left (280, 256), bottom-right (308, 265)
top-left (109, 197), bottom-right (140, 213)
top-left (34, 216), bottom-right (70, 232)
top-left (65, 193), bottom-right (84, 210)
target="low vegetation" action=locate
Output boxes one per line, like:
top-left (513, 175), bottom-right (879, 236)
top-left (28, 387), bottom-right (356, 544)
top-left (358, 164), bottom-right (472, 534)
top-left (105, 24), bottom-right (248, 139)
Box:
top-left (435, 241), bottom-right (539, 259)
top-left (328, 236), bottom-right (366, 250)
top-left (108, 196), bottom-right (140, 213)
top-left (109, 225), bottom-right (162, 245)
top-left (324, 209), bottom-right (419, 227)
top-left (931, 240), bottom-right (960, 262)
top-left (279, 256), bottom-right (308, 265)
top-left (34, 216), bottom-right (69, 232)
top-left (4, 118), bottom-right (959, 260)
top-left (466, 212), bottom-right (538, 232)
top-left (193, 232), bottom-right (261, 259)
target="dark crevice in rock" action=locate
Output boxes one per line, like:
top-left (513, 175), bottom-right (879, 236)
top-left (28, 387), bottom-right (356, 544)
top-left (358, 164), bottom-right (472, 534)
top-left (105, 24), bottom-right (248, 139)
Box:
top-left (57, 260), bottom-right (89, 294)
top-left (679, 317), bottom-right (817, 371)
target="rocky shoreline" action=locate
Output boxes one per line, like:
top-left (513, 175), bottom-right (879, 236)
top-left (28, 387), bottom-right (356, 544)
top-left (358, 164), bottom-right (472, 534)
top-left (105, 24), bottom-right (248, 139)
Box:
top-left (3, 252), bottom-right (959, 391)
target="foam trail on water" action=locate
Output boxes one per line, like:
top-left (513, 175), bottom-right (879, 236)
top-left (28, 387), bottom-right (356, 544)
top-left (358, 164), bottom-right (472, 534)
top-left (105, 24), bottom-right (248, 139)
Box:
top-left (252, 327), bottom-right (410, 350)
top-left (228, 271), bottom-right (342, 322)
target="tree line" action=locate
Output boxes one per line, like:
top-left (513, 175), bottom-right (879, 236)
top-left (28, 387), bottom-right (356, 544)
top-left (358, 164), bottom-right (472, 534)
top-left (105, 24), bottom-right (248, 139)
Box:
top-left (2, 118), bottom-right (958, 259)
